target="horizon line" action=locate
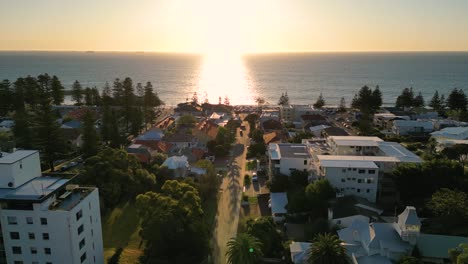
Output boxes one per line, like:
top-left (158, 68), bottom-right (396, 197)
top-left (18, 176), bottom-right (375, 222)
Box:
top-left (1, 49), bottom-right (468, 55)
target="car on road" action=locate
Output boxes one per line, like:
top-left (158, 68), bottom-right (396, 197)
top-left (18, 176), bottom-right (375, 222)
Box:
top-left (252, 172), bottom-right (258, 182)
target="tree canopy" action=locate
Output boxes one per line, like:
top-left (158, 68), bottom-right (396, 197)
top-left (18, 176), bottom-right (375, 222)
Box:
top-left (226, 233), bottom-right (263, 264)
top-left (307, 233), bottom-right (350, 264)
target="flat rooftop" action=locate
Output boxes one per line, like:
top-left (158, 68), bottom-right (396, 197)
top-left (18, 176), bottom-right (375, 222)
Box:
top-left (319, 159), bottom-right (379, 169)
top-left (377, 142), bottom-right (422, 163)
top-left (318, 155), bottom-right (399, 163)
top-left (269, 143), bottom-right (311, 159)
top-left (0, 175), bottom-right (74, 202)
top-left (0, 150), bottom-right (38, 164)
top-left (329, 136), bottom-right (383, 147)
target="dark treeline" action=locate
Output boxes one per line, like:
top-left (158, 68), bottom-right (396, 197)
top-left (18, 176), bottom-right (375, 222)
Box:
top-left (0, 74), bottom-right (163, 170)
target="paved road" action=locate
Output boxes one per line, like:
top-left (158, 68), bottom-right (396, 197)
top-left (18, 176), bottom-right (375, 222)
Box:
top-left (212, 121), bottom-right (249, 264)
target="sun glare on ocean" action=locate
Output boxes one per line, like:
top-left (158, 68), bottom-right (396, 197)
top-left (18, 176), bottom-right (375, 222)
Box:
top-left (197, 52), bottom-right (256, 105)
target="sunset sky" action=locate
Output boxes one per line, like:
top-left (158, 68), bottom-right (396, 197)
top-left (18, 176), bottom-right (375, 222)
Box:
top-left (2, 0), bottom-right (468, 53)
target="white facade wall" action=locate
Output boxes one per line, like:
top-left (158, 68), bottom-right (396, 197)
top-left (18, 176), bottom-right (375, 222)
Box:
top-left (278, 157), bottom-right (313, 176)
top-left (0, 152), bottom-right (41, 189)
top-left (321, 166), bottom-right (379, 202)
top-left (0, 189), bottom-right (104, 264)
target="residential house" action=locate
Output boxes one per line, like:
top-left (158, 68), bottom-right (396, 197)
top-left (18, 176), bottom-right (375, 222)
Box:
top-left (174, 102), bottom-right (203, 116)
top-left (134, 129), bottom-right (165, 150)
top-left (192, 120), bottom-right (218, 149)
top-left (127, 144), bottom-right (154, 164)
top-left (431, 126), bottom-right (468, 140)
top-left (392, 120), bottom-right (433, 136)
top-left (162, 155), bottom-right (190, 178)
top-left (261, 119), bottom-right (283, 132)
top-left (163, 133), bottom-right (197, 153)
top-left (60, 120), bottom-right (83, 148)
top-left (300, 114), bottom-right (328, 128)
top-left (268, 143), bottom-right (313, 176)
top-left (270, 192), bottom-right (288, 222)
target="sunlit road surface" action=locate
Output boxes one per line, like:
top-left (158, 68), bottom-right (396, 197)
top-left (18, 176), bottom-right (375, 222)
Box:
top-left (212, 121), bottom-right (249, 264)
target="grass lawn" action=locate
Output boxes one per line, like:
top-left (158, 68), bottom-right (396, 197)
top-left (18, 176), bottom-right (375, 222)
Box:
top-left (102, 202), bottom-right (144, 264)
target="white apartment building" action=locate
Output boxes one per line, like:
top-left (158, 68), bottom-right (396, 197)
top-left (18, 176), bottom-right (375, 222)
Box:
top-left (317, 158), bottom-right (379, 202)
top-left (268, 143), bottom-right (313, 176)
top-left (312, 136), bottom-right (422, 202)
top-left (0, 150), bottom-right (104, 264)
top-left (279, 105), bottom-right (317, 122)
top-left (392, 120), bottom-right (434, 136)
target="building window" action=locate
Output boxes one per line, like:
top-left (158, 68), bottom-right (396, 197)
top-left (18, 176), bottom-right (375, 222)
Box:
top-left (89, 202), bottom-right (91, 210)
top-left (9, 232), bottom-right (19, 240)
top-left (40, 218), bottom-right (48, 225)
top-left (367, 189), bottom-right (371, 193)
top-left (7, 216), bottom-right (17, 225)
top-left (79, 238), bottom-right (86, 249)
top-left (44, 248), bottom-right (51, 255)
top-left (357, 188), bottom-right (361, 193)
top-left (81, 252), bottom-right (87, 263)
top-left (26, 217), bottom-right (33, 224)
top-left (357, 179), bottom-right (362, 183)
top-left (91, 229), bottom-right (94, 237)
top-left (304, 160), bottom-right (307, 165)
top-left (347, 168), bottom-right (352, 171)
top-left (352, 168), bottom-right (357, 171)
top-left (28, 232), bottom-right (35, 240)
top-left (12, 246), bottom-right (21, 254)
top-left (342, 169), bottom-right (346, 173)
top-left (90, 215), bottom-right (93, 223)
top-left (352, 178), bottom-right (356, 181)
top-left (76, 210), bottom-right (83, 221)
top-left (358, 169), bottom-right (365, 174)
top-left (368, 170), bottom-right (376, 174)
top-left (78, 224), bottom-right (84, 235)
top-left (341, 178), bottom-right (345, 182)
top-left (42, 233), bottom-right (50, 240)
top-left (31, 247), bottom-right (37, 254)
top-left (13, 261), bottom-right (23, 264)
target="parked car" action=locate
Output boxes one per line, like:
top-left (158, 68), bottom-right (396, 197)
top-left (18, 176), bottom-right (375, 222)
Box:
top-left (252, 172), bottom-right (258, 182)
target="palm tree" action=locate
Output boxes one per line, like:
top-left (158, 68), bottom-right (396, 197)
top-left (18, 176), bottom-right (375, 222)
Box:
top-left (307, 233), bottom-right (350, 264)
top-left (226, 233), bottom-right (263, 264)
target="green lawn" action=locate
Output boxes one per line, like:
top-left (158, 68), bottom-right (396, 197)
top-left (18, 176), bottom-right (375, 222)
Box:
top-left (102, 202), bottom-right (144, 264)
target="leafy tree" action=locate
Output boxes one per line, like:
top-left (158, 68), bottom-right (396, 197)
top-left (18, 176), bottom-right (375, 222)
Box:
top-left (13, 78), bottom-right (26, 111)
top-left (442, 144), bottom-right (468, 167)
top-left (143, 81), bottom-right (162, 126)
top-left (267, 174), bottom-right (289, 192)
top-left (194, 159), bottom-right (219, 202)
top-left (305, 179), bottom-right (336, 217)
top-left (82, 148), bottom-right (156, 208)
top-left (122, 77), bottom-right (135, 131)
top-left (36, 73), bottom-right (52, 106)
top-left (226, 233), bottom-right (263, 264)
top-left (34, 102), bottom-right (64, 171)
top-left (427, 188), bottom-right (468, 218)
top-left (392, 159), bottom-right (464, 203)
top-left (244, 113), bottom-right (259, 130)
top-left (245, 217), bottom-right (284, 258)
top-left (84, 87), bottom-right (93, 106)
top-left (129, 107), bottom-right (143, 136)
top-left (449, 244), bottom-right (468, 264)
top-left (109, 110), bottom-right (122, 148)
top-left (278, 92), bottom-right (290, 106)
top-left (351, 85), bottom-right (381, 113)
top-left (81, 110), bottom-right (99, 158)
top-left (50, 75), bottom-right (64, 105)
top-left (24, 76), bottom-right (39, 109)
top-left (90, 87), bottom-right (101, 105)
top-left (313, 93), bottom-right (325, 109)
top-left (177, 115), bottom-right (197, 129)
top-left (447, 88), bottom-right (468, 111)
top-left (100, 104), bottom-right (112, 144)
top-left (290, 170), bottom-right (309, 187)
top-left (71, 80), bottom-right (83, 105)
top-left (413, 92), bottom-right (425, 108)
top-left (12, 111), bottom-right (33, 148)
top-left (112, 78), bottom-right (123, 105)
top-left (0, 79), bottom-right (12, 116)
top-left (372, 85), bottom-right (383, 110)
top-left (396, 88), bottom-right (415, 109)
top-left (250, 128), bottom-right (264, 143)
top-left (136, 181), bottom-right (208, 263)
top-left (289, 131), bottom-right (314, 143)
top-left (307, 233), bottom-right (350, 264)
top-left (338, 97), bottom-right (346, 112)
top-left (246, 142), bottom-right (267, 159)
top-left (429, 90), bottom-right (442, 112)
top-left (101, 82), bottom-right (113, 105)
top-left (396, 256), bottom-right (423, 264)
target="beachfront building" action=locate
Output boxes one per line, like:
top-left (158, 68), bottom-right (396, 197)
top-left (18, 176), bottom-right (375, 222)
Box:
top-left (392, 120), bottom-right (434, 136)
top-left (0, 150), bottom-right (104, 264)
top-left (268, 143), bottom-right (313, 176)
top-left (310, 136), bottom-right (421, 202)
top-left (279, 104), bottom-right (317, 122)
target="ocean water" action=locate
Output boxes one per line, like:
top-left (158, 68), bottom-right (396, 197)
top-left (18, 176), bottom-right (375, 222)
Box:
top-left (0, 51), bottom-right (467, 106)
